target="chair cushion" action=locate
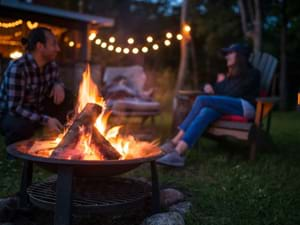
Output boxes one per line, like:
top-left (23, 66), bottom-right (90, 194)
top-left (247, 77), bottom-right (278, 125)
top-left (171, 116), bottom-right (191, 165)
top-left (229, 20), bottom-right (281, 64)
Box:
top-left (110, 98), bottom-right (160, 112)
top-left (220, 115), bottom-right (249, 122)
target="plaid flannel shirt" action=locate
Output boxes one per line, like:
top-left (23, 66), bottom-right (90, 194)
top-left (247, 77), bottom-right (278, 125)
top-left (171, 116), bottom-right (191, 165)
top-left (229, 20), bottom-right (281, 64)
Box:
top-left (0, 53), bottom-right (63, 125)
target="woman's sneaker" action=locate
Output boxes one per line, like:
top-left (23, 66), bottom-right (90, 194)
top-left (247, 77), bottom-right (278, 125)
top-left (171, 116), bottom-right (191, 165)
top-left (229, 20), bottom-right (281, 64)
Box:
top-left (156, 151), bottom-right (185, 167)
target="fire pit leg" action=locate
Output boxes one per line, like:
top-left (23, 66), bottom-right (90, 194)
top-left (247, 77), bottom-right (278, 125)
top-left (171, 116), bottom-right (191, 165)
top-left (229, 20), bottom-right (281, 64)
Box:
top-left (150, 161), bottom-right (160, 214)
top-left (19, 160), bottom-right (33, 208)
top-left (54, 166), bottom-right (73, 225)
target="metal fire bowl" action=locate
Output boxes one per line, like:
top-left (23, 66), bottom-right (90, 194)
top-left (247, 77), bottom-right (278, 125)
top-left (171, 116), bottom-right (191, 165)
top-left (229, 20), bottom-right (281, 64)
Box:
top-left (7, 139), bottom-right (163, 177)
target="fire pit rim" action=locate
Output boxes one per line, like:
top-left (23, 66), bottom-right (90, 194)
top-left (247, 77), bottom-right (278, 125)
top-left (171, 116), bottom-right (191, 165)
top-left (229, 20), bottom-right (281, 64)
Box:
top-left (7, 139), bottom-right (164, 166)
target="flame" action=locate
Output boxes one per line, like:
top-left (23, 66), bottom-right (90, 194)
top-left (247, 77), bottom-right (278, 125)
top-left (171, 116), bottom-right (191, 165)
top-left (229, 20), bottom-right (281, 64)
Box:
top-left (28, 65), bottom-right (161, 160)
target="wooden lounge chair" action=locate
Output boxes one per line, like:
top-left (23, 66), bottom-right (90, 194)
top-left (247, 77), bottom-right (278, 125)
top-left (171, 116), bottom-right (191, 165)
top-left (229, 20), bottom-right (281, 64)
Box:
top-left (102, 65), bottom-right (161, 126)
top-left (176, 52), bottom-right (279, 160)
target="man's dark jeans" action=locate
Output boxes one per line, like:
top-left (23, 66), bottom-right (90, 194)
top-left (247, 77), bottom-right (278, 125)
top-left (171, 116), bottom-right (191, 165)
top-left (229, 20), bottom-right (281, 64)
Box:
top-left (0, 89), bottom-right (75, 146)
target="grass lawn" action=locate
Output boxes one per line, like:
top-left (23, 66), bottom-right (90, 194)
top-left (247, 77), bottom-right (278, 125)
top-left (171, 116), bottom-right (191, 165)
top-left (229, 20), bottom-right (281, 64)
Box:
top-left (1, 111), bottom-right (299, 225)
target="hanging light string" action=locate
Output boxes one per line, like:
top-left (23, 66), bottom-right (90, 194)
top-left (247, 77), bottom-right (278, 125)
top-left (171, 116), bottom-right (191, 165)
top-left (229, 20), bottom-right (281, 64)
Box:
top-left (68, 24), bottom-right (191, 55)
top-left (0, 19), bottom-right (23, 28)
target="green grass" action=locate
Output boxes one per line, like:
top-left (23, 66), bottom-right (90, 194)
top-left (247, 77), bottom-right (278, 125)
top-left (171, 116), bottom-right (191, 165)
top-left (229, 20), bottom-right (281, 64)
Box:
top-left (1, 111), bottom-right (300, 225)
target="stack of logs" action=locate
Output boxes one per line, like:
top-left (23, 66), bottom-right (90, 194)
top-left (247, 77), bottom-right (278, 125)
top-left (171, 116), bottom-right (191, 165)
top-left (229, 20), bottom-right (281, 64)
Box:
top-left (50, 103), bottom-right (121, 160)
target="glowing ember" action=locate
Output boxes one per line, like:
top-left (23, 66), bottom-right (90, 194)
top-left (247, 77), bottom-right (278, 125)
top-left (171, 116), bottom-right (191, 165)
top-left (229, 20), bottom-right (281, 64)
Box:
top-left (28, 65), bottom-right (161, 160)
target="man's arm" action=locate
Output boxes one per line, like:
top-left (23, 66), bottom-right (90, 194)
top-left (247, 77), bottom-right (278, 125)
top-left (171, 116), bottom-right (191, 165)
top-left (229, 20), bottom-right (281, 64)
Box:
top-left (6, 65), bottom-right (49, 125)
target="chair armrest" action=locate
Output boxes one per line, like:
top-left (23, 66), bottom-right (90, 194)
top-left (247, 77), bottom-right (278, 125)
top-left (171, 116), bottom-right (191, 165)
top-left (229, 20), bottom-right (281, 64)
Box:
top-left (254, 96), bottom-right (279, 126)
top-left (256, 96), bottom-right (280, 104)
top-left (178, 90), bottom-right (203, 97)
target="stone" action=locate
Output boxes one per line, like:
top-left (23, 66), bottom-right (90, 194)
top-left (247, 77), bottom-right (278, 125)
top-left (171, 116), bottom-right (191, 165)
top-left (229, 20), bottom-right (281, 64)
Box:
top-left (141, 211), bottom-right (184, 225)
top-left (160, 188), bottom-right (185, 208)
top-left (169, 201), bottom-right (192, 216)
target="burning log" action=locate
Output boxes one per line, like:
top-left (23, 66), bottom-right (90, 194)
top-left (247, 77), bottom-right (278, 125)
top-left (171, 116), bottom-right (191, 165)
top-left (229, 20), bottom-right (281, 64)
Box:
top-left (91, 127), bottom-right (121, 160)
top-left (50, 103), bottom-right (102, 159)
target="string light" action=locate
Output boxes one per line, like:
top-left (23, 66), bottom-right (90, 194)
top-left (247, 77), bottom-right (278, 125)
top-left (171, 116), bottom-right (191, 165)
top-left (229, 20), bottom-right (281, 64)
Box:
top-left (108, 45), bottom-right (114, 51)
top-left (141, 46), bottom-right (149, 53)
top-left (95, 38), bottom-right (101, 45)
top-left (101, 42), bottom-right (107, 48)
top-left (123, 48), bottom-right (130, 54)
top-left (26, 21), bottom-right (39, 30)
top-left (127, 38), bottom-right (134, 44)
top-left (164, 40), bottom-right (171, 46)
top-left (88, 32), bottom-right (97, 41)
top-left (0, 19), bottom-right (23, 28)
top-left (109, 36), bottom-right (116, 43)
top-left (176, 34), bottom-right (183, 40)
top-left (9, 51), bottom-right (23, 59)
top-left (183, 24), bottom-right (191, 33)
top-left (115, 47), bottom-right (122, 53)
top-left (88, 26), bottom-right (192, 55)
top-left (68, 41), bottom-right (75, 47)
top-left (166, 32), bottom-right (173, 39)
top-left (132, 48), bottom-right (139, 54)
top-left (152, 44), bottom-right (159, 50)
top-left (146, 36), bottom-right (153, 43)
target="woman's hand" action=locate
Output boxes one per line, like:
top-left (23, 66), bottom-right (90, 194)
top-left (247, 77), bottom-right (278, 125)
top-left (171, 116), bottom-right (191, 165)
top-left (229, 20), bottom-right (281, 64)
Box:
top-left (203, 84), bottom-right (215, 94)
top-left (217, 73), bottom-right (226, 83)
top-left (50, 83), bottom-right (65, 105)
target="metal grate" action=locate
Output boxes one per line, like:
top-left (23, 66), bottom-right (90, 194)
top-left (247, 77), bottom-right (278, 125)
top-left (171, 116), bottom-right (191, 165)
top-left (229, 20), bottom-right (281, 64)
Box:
top-left (27, 177), bottom-right (151, 214)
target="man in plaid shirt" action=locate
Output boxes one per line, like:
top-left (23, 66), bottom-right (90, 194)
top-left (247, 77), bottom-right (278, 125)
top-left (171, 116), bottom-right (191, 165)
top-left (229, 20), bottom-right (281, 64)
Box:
top-left (0, 27), bottom-right (74, 145)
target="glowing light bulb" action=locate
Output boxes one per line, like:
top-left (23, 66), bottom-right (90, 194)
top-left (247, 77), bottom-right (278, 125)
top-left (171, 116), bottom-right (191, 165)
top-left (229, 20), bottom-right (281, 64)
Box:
top-left (176, 34), bottom-right (183, 40)
top-left (95, 38), bottom-right (101, 45)
top-left (184, 24), bottom-right (191, 33)
top-left (166, 32), bottom-right (173, 39)
top-left (9, 50), bottom-right (23, 59)
top-left (146, 36), bottom-right (153, 43)
top-left (164, 40), bottom-right (171, 46)
top-left (88, 32), bottom-right (97, 41)
top-left (115, 47), bottom-right (122, 53)
top-left (132, 48), bottom-right (139, 54)
top-left (109, 36), bottom-right (116, 43)
top-left (108, 45), bottom-right (114, 51)
top-left (123, 48), bottom-right (130, 54)
top-left (127, 38), bottom-right (134, 44)
top-left (152, 44), bottom-right (159, 50)
top-left (101, 42), bottom-right (107, 48)
top-left (68, 41), bottom-right (75, 47)
top-left (141, 46), bottom-right (148, 53)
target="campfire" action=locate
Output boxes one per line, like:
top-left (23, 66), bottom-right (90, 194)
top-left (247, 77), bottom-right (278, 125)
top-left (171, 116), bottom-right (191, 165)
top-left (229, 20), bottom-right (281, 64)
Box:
top-left (26, 66), bottom-right (161, 160)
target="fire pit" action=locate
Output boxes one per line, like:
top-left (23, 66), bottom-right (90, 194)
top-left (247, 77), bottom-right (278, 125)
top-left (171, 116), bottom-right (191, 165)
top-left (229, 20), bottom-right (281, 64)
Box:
top-left (6, 66), bottom-right (164, 225)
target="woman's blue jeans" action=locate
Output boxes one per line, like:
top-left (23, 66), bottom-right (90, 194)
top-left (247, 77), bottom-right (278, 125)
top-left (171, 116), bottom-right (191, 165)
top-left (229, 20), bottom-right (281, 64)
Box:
top-left (179, 95), bottom-right (244, 147)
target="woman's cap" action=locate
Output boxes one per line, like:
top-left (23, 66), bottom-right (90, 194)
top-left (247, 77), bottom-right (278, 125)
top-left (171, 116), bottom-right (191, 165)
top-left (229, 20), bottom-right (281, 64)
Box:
top-left (221, 43), bottom-right (251, 58)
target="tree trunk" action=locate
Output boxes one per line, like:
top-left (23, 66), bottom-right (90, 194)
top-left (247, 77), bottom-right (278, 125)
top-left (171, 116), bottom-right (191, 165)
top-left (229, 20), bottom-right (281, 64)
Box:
top-left (279, 0), bottom-right (287, 110)
top-left (171, 0), bottom-right (189, 132)
top-left (238, 0), bottom-right (262, 52)
top-left (175, 0), bottom-right (189, 93)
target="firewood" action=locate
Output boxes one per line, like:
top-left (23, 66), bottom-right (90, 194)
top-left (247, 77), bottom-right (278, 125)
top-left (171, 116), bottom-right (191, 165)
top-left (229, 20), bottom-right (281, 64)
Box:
top-left (50, 103), bottom-right (102, 159)
top-left (91, 127), bottom-right (121, 160)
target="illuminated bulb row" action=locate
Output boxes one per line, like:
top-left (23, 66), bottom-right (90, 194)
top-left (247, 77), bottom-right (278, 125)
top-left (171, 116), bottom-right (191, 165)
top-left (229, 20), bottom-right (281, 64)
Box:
top-left (0, 19), bottom-right (23, 28)
top-left (90, 31), bottom-right (185, 46)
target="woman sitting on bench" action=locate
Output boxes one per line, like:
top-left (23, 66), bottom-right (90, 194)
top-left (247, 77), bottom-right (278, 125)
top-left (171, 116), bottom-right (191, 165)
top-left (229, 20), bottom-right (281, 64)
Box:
top-left (157, 43), bottom-right (260, 167)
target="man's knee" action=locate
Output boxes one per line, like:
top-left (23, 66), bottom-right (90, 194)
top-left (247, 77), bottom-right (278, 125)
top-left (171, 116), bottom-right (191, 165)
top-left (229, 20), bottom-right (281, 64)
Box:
top-left (1, 115), bottom-right (38, 145)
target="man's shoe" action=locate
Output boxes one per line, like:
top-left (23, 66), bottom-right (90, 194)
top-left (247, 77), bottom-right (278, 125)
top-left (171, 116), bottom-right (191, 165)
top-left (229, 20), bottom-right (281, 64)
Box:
top-left (156, 151), bottom-right (185, 167)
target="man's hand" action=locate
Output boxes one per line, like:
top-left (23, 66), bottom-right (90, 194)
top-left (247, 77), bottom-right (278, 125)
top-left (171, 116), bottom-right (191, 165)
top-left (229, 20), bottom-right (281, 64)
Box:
top-left (46, 117), bottom-right (63, 133)
top-left (50, 83), bottom-right (65, 105)
top-left (203, 84), bottom-right (215, 94)
top-left (217, 73), bottom-right (226, 83)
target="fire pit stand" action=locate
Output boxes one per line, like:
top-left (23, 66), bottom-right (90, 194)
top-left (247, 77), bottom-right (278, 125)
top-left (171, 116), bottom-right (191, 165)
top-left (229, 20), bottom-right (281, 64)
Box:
top-left (8, 141), bottom-right (162, 225)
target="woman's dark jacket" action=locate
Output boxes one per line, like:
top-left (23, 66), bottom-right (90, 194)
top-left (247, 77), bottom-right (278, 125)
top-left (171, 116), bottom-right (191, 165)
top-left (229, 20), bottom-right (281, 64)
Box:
top-left (214, 67), bottom-right (261, 106)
